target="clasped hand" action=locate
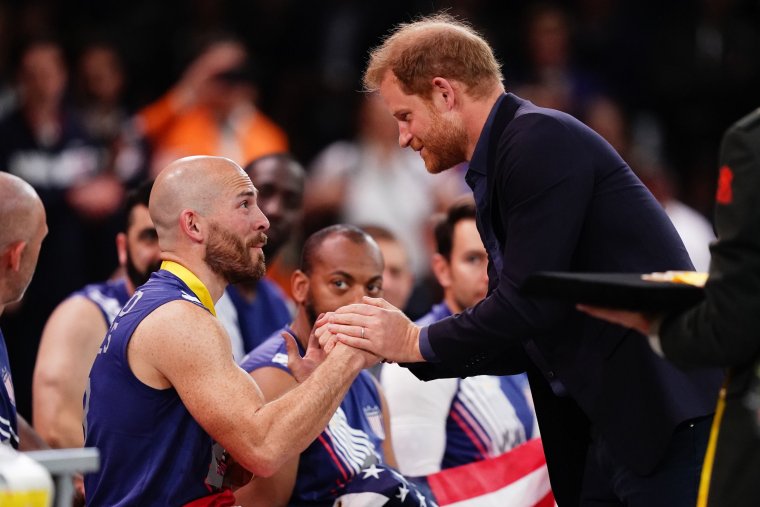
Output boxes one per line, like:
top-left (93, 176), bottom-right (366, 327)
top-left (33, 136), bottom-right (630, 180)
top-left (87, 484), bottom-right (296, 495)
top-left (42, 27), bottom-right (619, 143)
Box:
top-left (314, 296), bottom-right (424, 364)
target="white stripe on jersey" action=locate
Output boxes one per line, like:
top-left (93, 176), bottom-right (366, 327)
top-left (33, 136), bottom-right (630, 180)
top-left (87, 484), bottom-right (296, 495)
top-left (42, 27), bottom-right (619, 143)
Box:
top-left (458, 377), bottom-right (526, 456)
top-left (324, 407), bottom-right (379, 474)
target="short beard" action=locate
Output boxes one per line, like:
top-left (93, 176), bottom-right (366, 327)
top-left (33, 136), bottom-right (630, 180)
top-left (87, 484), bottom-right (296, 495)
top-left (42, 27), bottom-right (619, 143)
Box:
top-left (125, 250), bottom-right (161, 289)
top-left (304, 292), bottom-right (318, 327)
top-left (205, 222), bottom-right (266, 284)
top-left (420, 106), bottom-right (468, 174)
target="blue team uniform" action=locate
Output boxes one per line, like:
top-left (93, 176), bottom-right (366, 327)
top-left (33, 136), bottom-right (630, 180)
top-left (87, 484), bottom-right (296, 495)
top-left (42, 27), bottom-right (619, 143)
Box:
top-left (226, 279), bottom-right (291, 352)
top-left (70, 278), bottom-right (130, 326)
top-left (241, 329), bottom-right (435, 506)
top-left (0, 328), bottom-right (18, 449)
top-left (417, 303), bottom-right (535, 469)
top-left (84, 263), bottom-right (234, 506)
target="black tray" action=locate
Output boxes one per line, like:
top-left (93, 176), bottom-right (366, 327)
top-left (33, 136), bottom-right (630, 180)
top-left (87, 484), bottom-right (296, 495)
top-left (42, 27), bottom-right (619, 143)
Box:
top-left (521, 271), bottom-right (705, 312)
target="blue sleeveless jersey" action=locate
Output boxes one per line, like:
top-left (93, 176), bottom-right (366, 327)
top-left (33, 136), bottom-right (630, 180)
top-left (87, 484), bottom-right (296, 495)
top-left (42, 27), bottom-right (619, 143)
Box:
top-left (0, 328), bottom-right (19, 449)
top-left (417, 303), bottom-right (535, 469)
top-left (71, 278), bottom-right (130, 326)
top-left (240, 329), bottom-right (388, 505)
top-left (83, 269), bottom-right (231, 506)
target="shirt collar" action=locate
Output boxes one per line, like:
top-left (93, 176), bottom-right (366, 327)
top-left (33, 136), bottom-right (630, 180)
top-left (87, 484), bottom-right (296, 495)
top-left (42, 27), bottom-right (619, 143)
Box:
top-left (161, 260), bottom-right (217, 316)
top-left (467, 93), bottom-right (507, 177)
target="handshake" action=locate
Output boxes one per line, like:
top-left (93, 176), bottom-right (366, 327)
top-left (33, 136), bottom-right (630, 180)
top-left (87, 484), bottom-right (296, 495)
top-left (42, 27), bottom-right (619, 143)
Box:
top-left (285, 296), bottom-right (425, 381)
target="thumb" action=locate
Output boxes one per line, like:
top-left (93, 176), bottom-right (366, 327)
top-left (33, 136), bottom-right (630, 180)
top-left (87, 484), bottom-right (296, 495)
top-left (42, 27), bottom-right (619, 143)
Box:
top-left (281, 331), bottom-right (303, 362)
top-left (362, 296), bottom-right (397, 311)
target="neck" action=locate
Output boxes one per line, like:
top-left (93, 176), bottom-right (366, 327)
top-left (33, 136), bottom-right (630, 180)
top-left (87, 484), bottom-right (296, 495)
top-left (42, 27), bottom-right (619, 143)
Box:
top-left (290, 308), bottom-right (312, 350)
top-left (160, 253), bottom-right (226, 303)
top-left (442, 293), bottom-right (463, 315)
top-left (463, 87), bottom-right (505, 160)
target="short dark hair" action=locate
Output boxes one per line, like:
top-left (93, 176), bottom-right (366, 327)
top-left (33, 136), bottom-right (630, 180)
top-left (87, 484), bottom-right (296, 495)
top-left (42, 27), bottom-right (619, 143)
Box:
top-left (300, 224), bottom-right (374, 275)
top-left (434, 198), bottom-right (477, 260)
top-left (124, 180), bottom-right (153, 230)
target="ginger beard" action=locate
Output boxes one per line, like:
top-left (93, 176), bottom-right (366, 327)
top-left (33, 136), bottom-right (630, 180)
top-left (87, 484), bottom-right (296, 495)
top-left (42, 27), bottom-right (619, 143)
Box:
top-left (204, 222), bottom-right (266, 284)
top-left (415, 103), bottom-right (469, 174)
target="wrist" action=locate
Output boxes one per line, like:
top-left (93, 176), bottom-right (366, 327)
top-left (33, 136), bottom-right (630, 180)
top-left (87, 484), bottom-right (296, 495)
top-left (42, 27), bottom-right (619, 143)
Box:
top-left (408, 325), bottom-right (423, 362)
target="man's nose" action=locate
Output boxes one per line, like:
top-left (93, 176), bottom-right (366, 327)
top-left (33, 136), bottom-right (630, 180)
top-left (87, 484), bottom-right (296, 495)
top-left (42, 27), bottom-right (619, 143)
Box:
top-left (398, 126), bottom-right (412, 148)
top-left (261, 196), bottom-right (282, 221)
top-left (253, 206), bottom-right (270, 231)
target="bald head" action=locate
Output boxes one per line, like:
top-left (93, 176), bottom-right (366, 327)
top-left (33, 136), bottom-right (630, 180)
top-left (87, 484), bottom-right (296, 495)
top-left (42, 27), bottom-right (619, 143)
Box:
top-left (0, 173), bottom-right (47, 307)
top-left (149, 156), bottom-right (251, 249)
top-left (0, 173), bottom-right (45, 248)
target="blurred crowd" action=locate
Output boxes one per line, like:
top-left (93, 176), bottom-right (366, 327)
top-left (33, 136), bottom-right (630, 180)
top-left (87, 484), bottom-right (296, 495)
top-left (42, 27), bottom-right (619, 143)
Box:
top-left (0, 0), bottom-right (758, 422)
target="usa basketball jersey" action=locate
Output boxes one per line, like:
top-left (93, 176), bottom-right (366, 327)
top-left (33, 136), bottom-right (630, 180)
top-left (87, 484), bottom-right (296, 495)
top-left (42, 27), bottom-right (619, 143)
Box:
top-left (0, 328), bottom-right (18, 449)
top-left (83, 262), bottom-right (234, 506)
top-left (240, 329), bottom-right (387, 505)
top-left (71, 278), bottom-right (130, 326)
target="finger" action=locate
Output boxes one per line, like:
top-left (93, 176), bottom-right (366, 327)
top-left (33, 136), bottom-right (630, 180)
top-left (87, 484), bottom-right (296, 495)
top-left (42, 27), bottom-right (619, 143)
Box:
top-left (334, 303), bottom-right (377, 316)
top-left (328, 313), bottom-right (372, 327)
top-left (362, 296), bottom-right (397, 311)
top-left (327, 324), bottom-right (365, 339)
top-left (336, 334), bottom-right (378, 354)
top-left (306, 325), bottom-right (323, 352)
top-left (324, 337), bottom-right (336, 354)
top-left (315, 312), bottom-right (329, 327)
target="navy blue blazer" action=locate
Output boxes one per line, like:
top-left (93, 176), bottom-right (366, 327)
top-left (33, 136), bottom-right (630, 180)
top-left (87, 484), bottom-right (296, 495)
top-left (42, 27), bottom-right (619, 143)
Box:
top-left (410, 94), bottom-right (723, 502)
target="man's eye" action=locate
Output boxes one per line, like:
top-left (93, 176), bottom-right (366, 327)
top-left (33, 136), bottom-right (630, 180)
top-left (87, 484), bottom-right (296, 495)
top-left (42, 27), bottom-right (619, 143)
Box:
top-left (240, 200), bottom-right (249, 208)
top-left (333, 280), bottom-right (347, 289)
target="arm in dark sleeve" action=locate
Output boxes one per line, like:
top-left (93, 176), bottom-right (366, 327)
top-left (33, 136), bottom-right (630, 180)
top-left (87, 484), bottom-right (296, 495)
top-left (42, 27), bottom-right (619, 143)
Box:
top-left (660, 120), bottom-right (760, 368)
top-left (425, 115), bottom-right (596, 376)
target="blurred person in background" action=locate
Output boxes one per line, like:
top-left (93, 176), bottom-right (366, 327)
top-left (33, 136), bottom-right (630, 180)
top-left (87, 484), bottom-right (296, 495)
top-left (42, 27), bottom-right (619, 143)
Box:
top-left (0, 39), bottom-right (124, 419)
top-left (75, 41), bottom-right (147, 186)
top-left (32, 181), bottom-right (160, 449)
top-left (361, 225), bottom-right (416, 314)
top-left (513, 2), bottom-right (603, 116)
top-left (217, 154), bottom-right (304, 356)
top-left (135, 36), bottom-right (288, 176)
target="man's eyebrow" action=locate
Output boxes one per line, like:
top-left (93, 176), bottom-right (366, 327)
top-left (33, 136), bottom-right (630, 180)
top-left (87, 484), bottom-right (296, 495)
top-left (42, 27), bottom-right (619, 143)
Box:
top-left (236, 190), bottom-right (256, 198)
top-left (329, 270), bottom-right (355, 281)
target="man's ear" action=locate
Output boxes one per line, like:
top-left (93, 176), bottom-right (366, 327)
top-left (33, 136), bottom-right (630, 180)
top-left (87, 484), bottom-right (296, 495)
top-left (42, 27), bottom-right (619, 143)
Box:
top-left (179, 209), bottom-right (205, 243)
top-left (431, 252), bottom-right (452, 289)
top-left (291, 270), bottom-right (310, 304)
top-left (431, 77), bottom-right (456, 111)
top-left (116, 232), bottom-right (127, 267)
top-left (3, 241), bottom-right (27, 273)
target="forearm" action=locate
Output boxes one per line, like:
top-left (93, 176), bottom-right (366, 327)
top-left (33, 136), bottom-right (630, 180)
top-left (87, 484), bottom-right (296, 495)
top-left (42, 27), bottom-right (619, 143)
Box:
top-left (18, 415), bottom-right (49, 451)
top-left (232, 344), bottom-right (364, 476)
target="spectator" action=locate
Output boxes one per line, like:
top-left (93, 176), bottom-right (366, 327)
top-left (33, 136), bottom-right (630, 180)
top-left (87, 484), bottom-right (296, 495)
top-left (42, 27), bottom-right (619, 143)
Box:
top-left (135, 37), bottom-right (288, 175)
top-left (32, 181), bottom-right (160, 449)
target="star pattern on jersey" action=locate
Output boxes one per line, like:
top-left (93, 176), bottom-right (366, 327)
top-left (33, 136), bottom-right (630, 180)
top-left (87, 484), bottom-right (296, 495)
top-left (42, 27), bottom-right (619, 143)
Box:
top-left (362, 463), bottom-right (384, 480)
top-left (396, 483), bottom-right (410, 502)
top-left (416, 490), bottom-right (428, 507)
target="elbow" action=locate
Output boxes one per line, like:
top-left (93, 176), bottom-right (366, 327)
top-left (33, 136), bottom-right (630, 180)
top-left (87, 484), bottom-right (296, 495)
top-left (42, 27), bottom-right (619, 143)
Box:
top-left (237, 444), bottom-right (287, 478)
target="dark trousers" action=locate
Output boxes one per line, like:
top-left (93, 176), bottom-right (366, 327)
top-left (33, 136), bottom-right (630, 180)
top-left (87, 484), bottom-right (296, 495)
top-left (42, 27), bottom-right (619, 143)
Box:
top-left (581, 415), bottom-right (712, 506)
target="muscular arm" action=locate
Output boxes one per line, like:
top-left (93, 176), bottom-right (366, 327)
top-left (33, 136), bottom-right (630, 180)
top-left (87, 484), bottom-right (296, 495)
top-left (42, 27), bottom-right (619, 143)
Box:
top-left (659, 122), bottom-right (760, 367)
top-left (130, 301), bottom-right (367, 477)
top-left (235, 367), bottom-right (300, 507)
top-left (33, 296), bottom-right (108, 448)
